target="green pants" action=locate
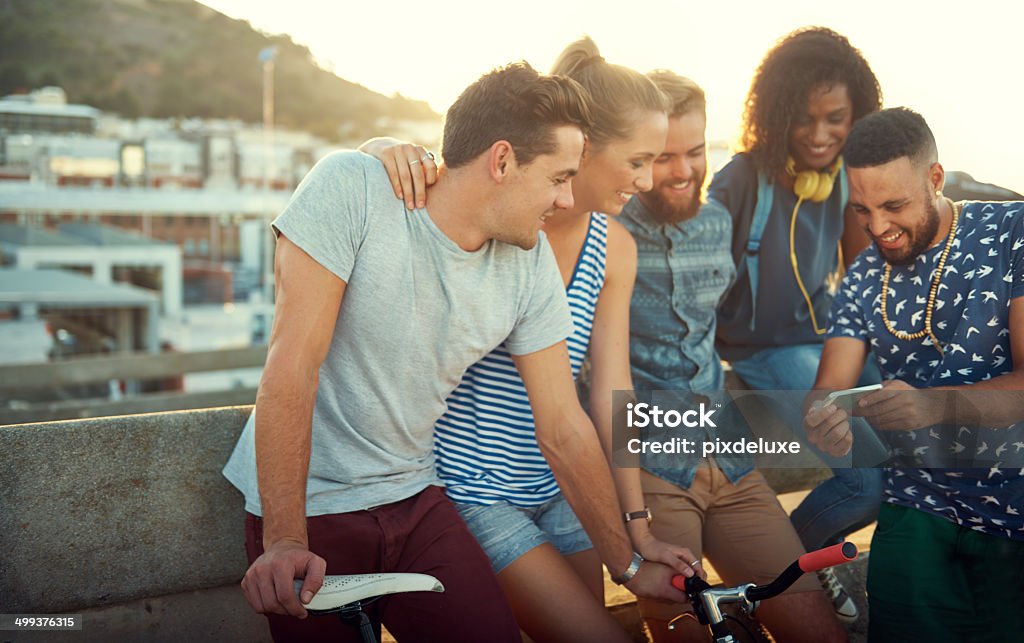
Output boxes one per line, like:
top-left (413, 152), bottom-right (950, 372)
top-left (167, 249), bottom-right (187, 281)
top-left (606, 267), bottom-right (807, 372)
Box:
top-left (868, 503), bottom-right (1024, 642)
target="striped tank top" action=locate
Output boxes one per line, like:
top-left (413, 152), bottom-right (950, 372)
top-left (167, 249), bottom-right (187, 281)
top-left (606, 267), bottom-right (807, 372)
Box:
top-left (434, 213), bottom-right (609, 506)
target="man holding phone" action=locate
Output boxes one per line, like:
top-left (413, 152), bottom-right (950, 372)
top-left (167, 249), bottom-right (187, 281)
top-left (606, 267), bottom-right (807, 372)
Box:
top-left (805, 108), bottom-right (1024, 641)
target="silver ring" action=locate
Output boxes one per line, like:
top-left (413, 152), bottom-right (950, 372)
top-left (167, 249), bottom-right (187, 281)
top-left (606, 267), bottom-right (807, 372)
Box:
top-left (690, 559), bottom-right (702, 568)
top-left (422, 151), bottom-right (436, 163)
top-left (409, 158), bottom-right (422, 166)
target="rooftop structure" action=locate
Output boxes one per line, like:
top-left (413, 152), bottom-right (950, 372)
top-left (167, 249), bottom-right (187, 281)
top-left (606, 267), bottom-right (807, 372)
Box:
top-left (0, 267), bottom-right (158, 309)
top-left (0, 87), bottom-right (100, 135)
top-left (0, 182), bottom-right (289, 216)
top-left (0, 223), bottom-right (182, 315)
top-left (0, 267), bottom-right (159, 353)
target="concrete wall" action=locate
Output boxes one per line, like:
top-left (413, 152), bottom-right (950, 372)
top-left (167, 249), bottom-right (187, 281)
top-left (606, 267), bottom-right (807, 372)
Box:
top-left (0, 406), bottom-right (263, 641)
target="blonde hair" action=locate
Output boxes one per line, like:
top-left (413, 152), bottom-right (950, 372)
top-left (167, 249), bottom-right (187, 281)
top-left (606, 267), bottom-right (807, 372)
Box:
top-left (647, 69), bottom-right (705, 119)
top-left (550, 36), bottom-right (668, 149)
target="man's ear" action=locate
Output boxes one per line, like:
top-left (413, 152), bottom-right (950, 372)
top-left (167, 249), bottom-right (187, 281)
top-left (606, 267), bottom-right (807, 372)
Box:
top-left (488, 140), bottom-right (516, 183)
top-left (928, 161), bottom-right (945, 195)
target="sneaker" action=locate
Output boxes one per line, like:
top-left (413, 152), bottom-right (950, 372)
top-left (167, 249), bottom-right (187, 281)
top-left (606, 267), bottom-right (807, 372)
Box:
top-left (817, 567), bottom-right (859, 624)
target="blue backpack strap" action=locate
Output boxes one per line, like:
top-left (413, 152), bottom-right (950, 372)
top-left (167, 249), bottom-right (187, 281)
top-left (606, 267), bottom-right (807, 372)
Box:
top-left (744, 172), bottom-right (774, 331)
top-left (838, 161), bottom-right (848, 211)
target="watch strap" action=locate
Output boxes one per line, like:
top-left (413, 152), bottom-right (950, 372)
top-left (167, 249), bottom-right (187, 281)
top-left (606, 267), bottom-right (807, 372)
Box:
top-left (624, 507), bottom-right (652, 524)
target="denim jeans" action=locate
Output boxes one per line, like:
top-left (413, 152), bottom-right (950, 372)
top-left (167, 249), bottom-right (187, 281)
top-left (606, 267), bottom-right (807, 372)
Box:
top-left (730, 343), bottom-right (885, 550)
top-left (455, 493), bottom-right (593, 574)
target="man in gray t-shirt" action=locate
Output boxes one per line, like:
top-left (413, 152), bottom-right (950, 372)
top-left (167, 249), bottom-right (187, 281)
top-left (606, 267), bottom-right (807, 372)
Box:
top-left (223, 148), bottom-right (576, 518)
top-left (225, 63), bottom-right (688, 642)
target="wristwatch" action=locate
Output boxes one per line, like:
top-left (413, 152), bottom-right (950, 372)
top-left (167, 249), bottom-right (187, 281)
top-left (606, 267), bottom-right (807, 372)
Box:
top-left (624, 507), bottom-right (653, 525)
top-left (611, 551), bottom-right (645, 585)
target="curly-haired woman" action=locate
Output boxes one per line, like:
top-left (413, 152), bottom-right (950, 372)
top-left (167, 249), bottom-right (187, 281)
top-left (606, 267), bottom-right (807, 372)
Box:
top-left (711, 26), bottom-right (886, 625)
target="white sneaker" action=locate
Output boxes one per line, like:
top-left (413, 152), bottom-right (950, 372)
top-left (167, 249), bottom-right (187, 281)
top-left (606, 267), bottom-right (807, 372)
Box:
top-left (817, 568), bottom-right (859, 625)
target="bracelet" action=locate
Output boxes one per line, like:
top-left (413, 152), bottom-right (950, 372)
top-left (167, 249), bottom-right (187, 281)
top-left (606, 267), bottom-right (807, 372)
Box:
top-left (611, 551), bottom-right (644, 585)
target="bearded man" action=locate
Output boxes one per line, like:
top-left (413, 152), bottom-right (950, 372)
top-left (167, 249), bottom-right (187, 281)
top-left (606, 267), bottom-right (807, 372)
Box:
top-left (806, 107), bottom-right (1024, 641)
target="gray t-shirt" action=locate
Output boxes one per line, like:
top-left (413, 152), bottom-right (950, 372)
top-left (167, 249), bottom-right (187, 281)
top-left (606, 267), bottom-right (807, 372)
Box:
top-left (223, 151), bottom-right (573, 515)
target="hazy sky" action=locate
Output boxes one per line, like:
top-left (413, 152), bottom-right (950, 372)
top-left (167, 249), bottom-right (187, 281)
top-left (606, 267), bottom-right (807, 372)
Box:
top-left (199, 0), bottom-right (1023, 193)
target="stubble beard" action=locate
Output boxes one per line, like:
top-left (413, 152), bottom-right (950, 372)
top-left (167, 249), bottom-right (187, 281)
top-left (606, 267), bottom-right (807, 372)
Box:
top-left (877, 195), bottom-right (941, 266)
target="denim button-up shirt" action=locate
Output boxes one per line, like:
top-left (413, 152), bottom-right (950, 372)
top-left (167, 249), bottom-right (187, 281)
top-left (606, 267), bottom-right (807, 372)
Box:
top-left (620, 197), bottom-right (754, 487)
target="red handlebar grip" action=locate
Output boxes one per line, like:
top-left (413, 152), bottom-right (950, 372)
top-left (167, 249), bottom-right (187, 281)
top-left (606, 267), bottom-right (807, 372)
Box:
top-left (671, 575), bottom-right (687, 591)
top-left (799, 541), bottom-right (858, 573)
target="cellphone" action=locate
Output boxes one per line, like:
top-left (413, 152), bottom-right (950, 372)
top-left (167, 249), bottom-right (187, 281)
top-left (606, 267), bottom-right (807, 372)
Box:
top-left (821, 384), bottom-right (883, 409)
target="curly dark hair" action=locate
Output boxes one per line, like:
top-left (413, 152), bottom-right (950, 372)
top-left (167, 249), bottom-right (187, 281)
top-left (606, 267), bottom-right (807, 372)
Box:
top-left (740, 27), bottom-right (882, 175)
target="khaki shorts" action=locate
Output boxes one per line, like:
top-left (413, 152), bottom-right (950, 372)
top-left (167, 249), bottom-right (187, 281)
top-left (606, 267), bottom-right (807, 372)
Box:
top-left (637, 464), bottom-right (821, 622)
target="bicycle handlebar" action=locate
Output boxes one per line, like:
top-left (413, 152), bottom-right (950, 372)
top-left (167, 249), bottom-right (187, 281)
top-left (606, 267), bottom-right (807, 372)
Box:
top-left (799, 541), bottom-right (857, 573)
top-left (670, 540), bottom-right (859, 629)
top-left (670, 541), bottom-right (856, 594)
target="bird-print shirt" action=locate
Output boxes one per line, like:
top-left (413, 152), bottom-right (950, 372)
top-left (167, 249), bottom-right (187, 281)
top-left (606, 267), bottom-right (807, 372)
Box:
top-left (829, 201), bottom-right (1024, 541)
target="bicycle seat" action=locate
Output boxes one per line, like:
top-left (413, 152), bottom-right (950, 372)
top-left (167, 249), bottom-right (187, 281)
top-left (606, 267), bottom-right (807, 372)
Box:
top-left (294, 573), bottom-right (445, 613)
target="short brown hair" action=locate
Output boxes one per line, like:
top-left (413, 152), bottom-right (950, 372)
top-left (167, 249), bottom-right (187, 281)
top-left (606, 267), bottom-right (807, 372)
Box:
top-left (550, 36), bottom-right (668, 149)
top-left (647, 69), bottom-right (706, 119)
top-left (441, 62), bottom-right (593, 169)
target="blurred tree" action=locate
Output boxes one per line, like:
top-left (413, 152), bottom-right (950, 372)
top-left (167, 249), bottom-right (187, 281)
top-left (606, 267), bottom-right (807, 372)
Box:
top-left (0, 0), bottom-right (438, 140)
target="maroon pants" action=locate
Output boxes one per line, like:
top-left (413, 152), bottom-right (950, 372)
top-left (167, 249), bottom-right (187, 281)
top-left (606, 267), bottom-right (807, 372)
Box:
top-left (245, 486), bottom-right (520, 642)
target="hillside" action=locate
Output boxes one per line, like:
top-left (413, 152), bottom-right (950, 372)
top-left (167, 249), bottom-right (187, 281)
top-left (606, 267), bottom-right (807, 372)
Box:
top-left (0, 0), bottom-right (439, 140)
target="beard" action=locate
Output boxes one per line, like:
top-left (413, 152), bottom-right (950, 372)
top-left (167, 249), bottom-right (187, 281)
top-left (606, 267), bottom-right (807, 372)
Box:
top-left (876, 195), bottom-right (941, 266)
top-left (637, 170), bottom-right (706, 224)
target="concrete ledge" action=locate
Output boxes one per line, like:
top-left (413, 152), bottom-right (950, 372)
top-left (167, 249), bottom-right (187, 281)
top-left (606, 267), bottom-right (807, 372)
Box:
top-left (2, 585), bottom-right (269, 643)
top-left (0, 406), bottom-right (252, 613)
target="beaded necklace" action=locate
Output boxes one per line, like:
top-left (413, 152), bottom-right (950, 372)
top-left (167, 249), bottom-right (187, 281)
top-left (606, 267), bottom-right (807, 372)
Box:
top-left (879, 198), bottom-right (960, 356)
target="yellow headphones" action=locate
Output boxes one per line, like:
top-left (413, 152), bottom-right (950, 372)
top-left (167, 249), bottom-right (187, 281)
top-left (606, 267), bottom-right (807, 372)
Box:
top-left (786, 156), bottom-right (843, 202)
top-left (786, 155), bottom-right (845, 335)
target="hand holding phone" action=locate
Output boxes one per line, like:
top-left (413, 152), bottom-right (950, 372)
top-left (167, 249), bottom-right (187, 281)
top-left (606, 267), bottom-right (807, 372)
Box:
top-left (819, 384), bottom-right (883, 410)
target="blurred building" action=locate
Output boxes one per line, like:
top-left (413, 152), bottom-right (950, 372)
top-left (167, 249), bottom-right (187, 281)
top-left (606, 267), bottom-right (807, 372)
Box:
top-left (0, 267), bottom-right (160, 356)
top-left (0, 87), bottom-right (343, 306)
top-left (0, 87), bottom-right (99, 136)
top-left (0, 222), bottom-right (182, 315)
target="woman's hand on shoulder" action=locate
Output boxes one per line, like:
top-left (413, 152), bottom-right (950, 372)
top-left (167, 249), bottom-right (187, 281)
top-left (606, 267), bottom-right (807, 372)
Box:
top-left (358, 137), bottom-right (437, 209)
